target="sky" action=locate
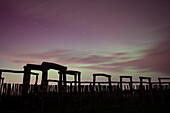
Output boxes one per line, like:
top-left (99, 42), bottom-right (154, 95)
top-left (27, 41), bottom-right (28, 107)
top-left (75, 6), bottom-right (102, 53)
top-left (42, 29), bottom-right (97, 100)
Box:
top-left (0, 0), bottom-right (170, 84)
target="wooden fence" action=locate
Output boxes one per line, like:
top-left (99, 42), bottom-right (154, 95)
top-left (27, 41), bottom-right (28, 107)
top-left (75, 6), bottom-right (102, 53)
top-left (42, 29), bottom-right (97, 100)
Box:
top-left (0, 80), bottom-right (170, 113)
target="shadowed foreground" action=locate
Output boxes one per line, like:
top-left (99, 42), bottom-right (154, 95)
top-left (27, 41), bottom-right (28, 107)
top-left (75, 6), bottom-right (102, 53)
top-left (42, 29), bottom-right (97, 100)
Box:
top-left (0, 62), bottom-right (170, 113)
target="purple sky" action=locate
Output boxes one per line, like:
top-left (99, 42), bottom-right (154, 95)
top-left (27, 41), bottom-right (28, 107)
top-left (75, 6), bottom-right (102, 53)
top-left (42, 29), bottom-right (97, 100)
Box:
top-left (1, 0), bottom-right (170, 83)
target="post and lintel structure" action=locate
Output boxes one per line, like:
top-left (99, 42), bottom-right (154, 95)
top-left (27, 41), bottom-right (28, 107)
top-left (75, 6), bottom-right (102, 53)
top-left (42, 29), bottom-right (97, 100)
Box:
top-left (59, 70), bottom-right (81, 93)
top-left (120, 76), bottom-right (133, 91)
top-left (93, 73), bottom-right (112, 92)
top-left (158, 77), bottom-right (170, 89)
top-left (21, 62), bottom-right (67, 113)
top-left (139, 77), bottom-right (152, 90)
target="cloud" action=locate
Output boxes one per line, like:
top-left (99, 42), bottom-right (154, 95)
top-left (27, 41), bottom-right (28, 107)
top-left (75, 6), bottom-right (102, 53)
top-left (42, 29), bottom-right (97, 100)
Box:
top-left (78, 65), bottom-right (122, 73)
top-left (61, 55), bottom-right (114, 64)
top-left (11, 60), bottom-right (35, 65)
top-left (0, 49), bottom-right (72, 59)
top-left (7, 50), bottom-right (128, 73)
top-left (102, 40), bottom-right (170, 74)
top-left (113, 52), bottom-right (128, 56)
top-left (18, 49), bottom-right (72, 60)
top-left (3, 38), bottom-right (170, 75)
top-left (0, 53), bottom-right (15, 59)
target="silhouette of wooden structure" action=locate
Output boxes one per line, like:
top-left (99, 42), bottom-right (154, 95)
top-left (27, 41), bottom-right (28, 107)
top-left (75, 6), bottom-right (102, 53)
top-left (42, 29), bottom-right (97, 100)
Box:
top-left (0, 69), bottom-right (39, 113)
top-left (0, 69), bottom-right (39, 85)
top-left (119, 76), bottom-right (133, 107)
top-left (21, 62), bottom-right (67, 113)
top-left (59, 70), bottom-right (81, 113)
top-left (0, 62), bottom-right (170, 113)
top-left (139, 77), bottom-right (153, 104)
top-left (158, 77), bottom-right (170, 104)
top-left (92, 73), bottom-right (111, 112)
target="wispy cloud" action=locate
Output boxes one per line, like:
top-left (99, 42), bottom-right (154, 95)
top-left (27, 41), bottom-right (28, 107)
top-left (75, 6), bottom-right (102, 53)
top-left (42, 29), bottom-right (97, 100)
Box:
top-left (1, 38), bottom-right (170, 75)
top-left (101, 40), bottom-right (170, 74)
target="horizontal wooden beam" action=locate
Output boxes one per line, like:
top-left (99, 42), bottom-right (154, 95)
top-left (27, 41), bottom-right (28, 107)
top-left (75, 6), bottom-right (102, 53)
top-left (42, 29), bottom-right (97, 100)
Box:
top-left (0, 69), bottom-right (39, 75)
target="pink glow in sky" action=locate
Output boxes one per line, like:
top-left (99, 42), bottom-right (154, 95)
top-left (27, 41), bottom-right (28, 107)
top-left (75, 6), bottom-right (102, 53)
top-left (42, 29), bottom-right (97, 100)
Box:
top-left (0, 0), bottom-right (170, 83)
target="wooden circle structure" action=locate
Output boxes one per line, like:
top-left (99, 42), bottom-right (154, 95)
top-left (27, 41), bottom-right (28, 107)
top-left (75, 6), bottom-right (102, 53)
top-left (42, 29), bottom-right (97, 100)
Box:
top-left (0, 69), bottom-right (39, 96)
top-left (158, 77), bottom-right (170, 89)
top-left (0, 69), bottom-right (39, 85)
top-left (119, 76), bottom-right (133, 107)
top-left (158, 77), bottom-right (170, 104)
top-left (21, 62), bottom-right (67, 113)
top-left (92, 73), bottom-right (111, 112)
top-left (59, 70), bottom-right (81, 112)
top-left (139, 77), bottom-right (152, 90)
top-left (59, 70), bottom-right (81, 92)
top-left (93, 73), bottom-right (112, 92)
top-left (120, 76), bottom-right (133, 91)
top-left (41, 62), bottom-right (67, 113)
top-left (139, 77), bottom-right (153, 104)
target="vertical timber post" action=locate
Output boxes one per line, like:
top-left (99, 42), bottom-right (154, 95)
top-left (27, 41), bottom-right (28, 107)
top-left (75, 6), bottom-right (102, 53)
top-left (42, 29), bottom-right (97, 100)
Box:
top-left (74, 74), bottom-right (77, 93)
top-left (158, 78), bottom-right (162, 89)
top-left (108, 76), bottom-right (111, 93)
top-left (39, 67), bottom-right (48, 113)
top-left (92, 75), bottom-right (96, 112)
top-left (120, 77), bottom-right (123, 108)
top-left (78, 72), bottom-right (82, 113)
top-left (21, 66), bottom-right (31, 113)
top-left (58, 68), bottom-right (67, 113)
top-left (0, 70), bottom-right (2, 94)
top-left (130, 77), bottom-right (133, 100)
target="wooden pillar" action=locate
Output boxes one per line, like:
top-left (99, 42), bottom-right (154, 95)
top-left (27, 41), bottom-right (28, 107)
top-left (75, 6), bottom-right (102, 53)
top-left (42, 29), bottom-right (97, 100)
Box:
top-left (108, 76), bottom-right (112, 92)
top-left (35, 74), bottom-right (38, 85)
top-left (92, 75), bottom-right (96, 112)
top-left (74, 74), bottom-right (77, 93)
top-left (59, 71), bottom-right (62, 87)
top-left (0, 70), bottom-right (2, 94)
top-left (78, 73), bottom-right (81, 92)
top-left (21, 66), bottom-right (31, 113)
top-left (119, 77), bottom-right (123, 108)
top-left (70, 82), bottom-right (73, 93)
top-left (58, 70), bottom-right (63, 113)
top-left (139, 78), bottom-right (143, 90)
top-left (120, 77), bottom-right (122, 91)
top-left (77, 72), bottom-right (82, 113)
top-left (0, 78), bottom-right (4, 95)
top-left (148, 78), bottom-right (152, 90)
top-left (158, 78), bottom-right (162, 89)
top-left (0, 70), bottom-right (2, 84)
top-left (93, 75), bottom-right (96, 90)
top-left (40, 68), bottom-right (48, 113)
top-left (58, 69), bottom-right (67, 113)
top-left (62, 70), bottom-right (67, 87)
top-left (130, 77), bottom-right (133, 92)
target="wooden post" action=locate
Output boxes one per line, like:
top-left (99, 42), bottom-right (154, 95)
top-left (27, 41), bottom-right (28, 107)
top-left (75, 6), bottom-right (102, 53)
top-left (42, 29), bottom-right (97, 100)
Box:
top-left (108, 76), bottom-right (112, 93)
top-left (139, 77), bottom-right (144, 104)
top-left (78, 73), bottom-right (81, 93)
top-left (120, 77), bottom-right (122, 91)
top-left (0, 70), bottom-right (2, 94)
top-left (39, 68), bottom-right (48, 113)
top-left (77, 72), bottom-right (82, 113)
top-left (120, 77), bottom-right (123, 108)
top-left (35, 74), bottom-right (38, 85)
top-left (21, 66), bottom-right (31, 113)
top-left (0, 70), bottom-right (2, 84)
top-left (129, 77), bottom-right (133, 100)
top-left (59, 71), bottom-right (62, 87)
top-left (92, 75), bottom-right (96, 112)
top-left (130, 77), bottom-right (133, 92)
top-left (148, 78), bottom-right (152, 90)
top-left (158, 78), bottom-right (162, 89)
top-left (58, 69), bottom-right (67, 113)
top-left (74, 74), bottom-right (77, 93)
